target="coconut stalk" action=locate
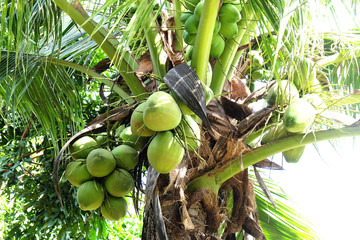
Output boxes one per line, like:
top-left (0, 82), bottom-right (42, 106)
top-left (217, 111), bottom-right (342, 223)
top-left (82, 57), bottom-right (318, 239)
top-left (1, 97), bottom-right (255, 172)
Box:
top-left (191, 0), bottom-right (221, 84)
top-left (210, 7), bottom-right (256, 96)
top-left (52, 0), bottom-right (147, 100)
top-left (187, 126), bottom-right (360, 194)
top-left (173, 0), bottom-right (184, 51)
top-left (137, 0), bottom-right (167, 78)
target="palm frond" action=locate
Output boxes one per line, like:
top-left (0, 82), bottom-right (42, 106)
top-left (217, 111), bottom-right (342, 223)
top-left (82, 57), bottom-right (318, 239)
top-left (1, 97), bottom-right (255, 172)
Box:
top-left (250, 169), bottom-right (319, 240)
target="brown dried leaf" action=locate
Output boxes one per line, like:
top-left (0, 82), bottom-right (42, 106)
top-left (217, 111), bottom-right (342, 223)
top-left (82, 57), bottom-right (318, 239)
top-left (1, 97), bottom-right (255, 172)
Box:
top-left (220, 96), bottom-right (252, 121)
top-left (230, 76), bottom-right (251, 100)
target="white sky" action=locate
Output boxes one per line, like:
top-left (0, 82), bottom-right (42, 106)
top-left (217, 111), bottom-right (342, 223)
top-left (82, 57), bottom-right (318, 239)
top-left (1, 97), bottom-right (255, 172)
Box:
top-left (269, 137), bottom-right (360, 239)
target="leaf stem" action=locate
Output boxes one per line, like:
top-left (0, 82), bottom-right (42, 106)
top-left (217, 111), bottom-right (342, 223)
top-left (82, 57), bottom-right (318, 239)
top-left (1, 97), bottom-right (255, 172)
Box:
top-left (187, 126), bottom-right (360, 193)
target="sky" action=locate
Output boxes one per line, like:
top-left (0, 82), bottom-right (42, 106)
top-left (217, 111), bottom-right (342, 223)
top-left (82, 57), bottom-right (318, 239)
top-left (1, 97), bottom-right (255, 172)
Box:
top-left (269, 137), bottom-right (360, 240)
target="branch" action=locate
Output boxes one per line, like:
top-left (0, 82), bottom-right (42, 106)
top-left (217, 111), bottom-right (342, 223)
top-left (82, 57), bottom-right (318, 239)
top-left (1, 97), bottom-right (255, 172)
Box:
top-left (187, 126), bottom-right (360, 194)
top-left (52, 0), bottom-right (147, 100)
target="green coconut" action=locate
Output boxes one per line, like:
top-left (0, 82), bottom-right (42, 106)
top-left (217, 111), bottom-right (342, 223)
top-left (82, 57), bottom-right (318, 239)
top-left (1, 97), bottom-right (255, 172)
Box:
top-left (112, 145), bottom-right (138, 170)
top-left (101, 196), bottom-right (128, 221)
top-left (77, 180), bottom-right (104, 211)
top-left (130, 102), bottom-right (156, 137)
top-left (283, 145), bottom-right (306, 163)
top-left (104, 169), bottom-right (135, 197)
top-left (194, 1), bottom-right (204, 20)
top-left (283, 98), bottom-right (316, 133)
top-left (184, 14), bottom-right (199, 35)
top-left (219, 22), bottom-right (238, 39)
top-left (261, 123), bottom-right (289, 145)
top-left (70, 136), bottom-right (98, 160)
top-left (210, 34), bottom-right (225, 58)
top-left (143, 91), bottom-right (182, 131)
top-left (185, 45), bottom-right (194, 61)
top-left (179, 115), bottom-right (201, 151)
top-left (183, 31), bottom-right (196, 45)
top-left (86, 148), bottom-right (116, 177)
top-left (219, 4), bottom-right (241, 23)
top-left (65, 159), bottom-right (93, 187)
top-left (119, 126), bottom-right (148, 151)
top-left (180, 12), bottom-right (192, 24)
top-left (184, 0), bottom-right (200, 11)
top-left (248, 50), bottom-right (264, 67)
top-left (266, 80), bottom-right (299, 106)
top-left (303, 93), bottom-right (327, 109)
top-left (147, 131), bottom-right (185, 174)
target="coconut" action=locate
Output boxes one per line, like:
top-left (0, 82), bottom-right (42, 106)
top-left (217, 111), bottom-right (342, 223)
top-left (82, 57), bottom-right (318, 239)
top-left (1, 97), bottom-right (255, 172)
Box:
top-left (70, 136), bottom-right (98, 160)
top-left (130, 102), bottom-right (155, 137)
top-left (179, 115), bottom-right (201, 151)
top-left (119, 126), bottom-right (148, 151)
top-left (283, 146), bottom-right (306, 163)
top-left (77, 181), bottom-right (104, 211)
top-left (104, 169), bottom-right (135, 197)
top-left (219, 22), bottom-right (238, 39)
top-left (283, 98), bottom-right (316, 133)
top-left (65, 159), bottom-right (93, 187)
top-left (143, 91), bottom-right (182, 132)
top-left (303, 93), bottom-right (327, 109)
top-left (266, 80), bottom-right (299, 106)
top-left (147, 131), bottom-right (185, 174)
top-left (112, 145), bottom-right (138, 170)
top-left (101, 196), bottom-right (128, 221)
top-left (210, 34), bottom-right (225, 58)
top-left (194, 1), bottom-right (204, 20)
top-left (185, 14), bottom-right (199, 35)
top-left (183, 31), bottom-right (196, 45)
top-left (184, 0), bottom-right (200, 11)
top-left (86, 148), bottom-right (116, 177)
top-left (180, 12), bottom-right (192, 24)
top-left (219, 4), bottom-right (241, 23)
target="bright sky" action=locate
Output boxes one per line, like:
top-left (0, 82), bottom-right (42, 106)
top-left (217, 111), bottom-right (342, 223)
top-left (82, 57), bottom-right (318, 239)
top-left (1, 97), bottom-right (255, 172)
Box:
top-left (269, 137), bottom-right (360, 239)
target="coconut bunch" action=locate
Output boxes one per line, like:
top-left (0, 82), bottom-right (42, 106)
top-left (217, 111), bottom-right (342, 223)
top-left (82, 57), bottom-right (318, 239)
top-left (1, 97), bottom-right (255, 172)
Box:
top-left (130, 90), bottom-right (202, 174)
top-left (181, 0), bottom-right (242, 59)
top-left (65, 135), bottom-right (137, 221)
top-left (262, 80), bottom-right (327, 163)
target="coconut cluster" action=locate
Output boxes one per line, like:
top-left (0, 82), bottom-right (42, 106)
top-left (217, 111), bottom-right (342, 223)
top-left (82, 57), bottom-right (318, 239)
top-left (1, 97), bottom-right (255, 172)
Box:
top-left (65, 135), bottom-right (137, 221)
top-left (262, 81), bottom-right (326, 163)
top-left (130, 91), bottom-right (201, 174)
top-left (181, 0), bottom-right (242, 59)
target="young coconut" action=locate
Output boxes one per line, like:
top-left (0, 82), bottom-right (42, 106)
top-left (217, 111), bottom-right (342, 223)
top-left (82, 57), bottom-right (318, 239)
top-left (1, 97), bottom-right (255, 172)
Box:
top-left (112, 145), bottom-right (138, 170)
top-left (65, 159), bottom-right (93, 187)
top-left (101, 196), bottom-right (128, 221)
top-left (104, 169), bottom-right (135, 197)
top-left (130, 102), bottom-right (155, 137)
top-left (86, 148), bottom-right (116, 177)
top-left (147, 131), bottom-right (185, 174)
top-left (70, 136), bottom-right (98, 160)
top-left (218, 4), bottom-right (241, 23)
top-left (179, 115), bottom-right (201, 151)
top-left (283, 98), bottom-right (316, 133)
top-left (119, 126), bottom-right (148, 151)
top-left (266, 80), bottom-right (299, 106)
top-left (77, 180), bottom-right (104, 211)
top-left (283, 145), bottom-right (306, 163)
top-left (143, 91), bottom-right (182, 132)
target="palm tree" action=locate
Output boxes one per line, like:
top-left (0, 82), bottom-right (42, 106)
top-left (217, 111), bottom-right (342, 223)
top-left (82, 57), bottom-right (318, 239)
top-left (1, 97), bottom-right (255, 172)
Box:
top-left (1, 0), bottom-right (359, 239)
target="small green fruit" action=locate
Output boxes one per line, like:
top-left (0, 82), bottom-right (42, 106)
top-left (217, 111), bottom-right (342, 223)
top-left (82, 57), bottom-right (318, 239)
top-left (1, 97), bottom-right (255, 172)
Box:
top-left (180, 12), bottom-right (192, 24)
top-left (112, 145), bottom-right (138, 170)
top-left (194, 1), bottom-right (204, 20)
top-left (219, 4), bottom-right (241, 23)
top-left (101, 196), bottom-right (128, 221)
top-left (184, 15), bottom-right (199, 34)
top-left (266, 80), bottom-right (299, 106)
top-left (77, 181), bottom-right (104, 211)
top-left (210, 34), bottom-right (225, 58)
top-left (104, 169), bottom-right (135, 197)
top-left (86, 148), bottom-right (116, 177)
top-left (119, 126), bottom-right (148, 151)
top-left (261, 123), bottom-right (288, 145)
top-left (283, 99), bottom-right (315, 133)
top-left (143, 91), bottom-right (182, 131)
top-left (147, 131), bottom-right (185, 174)
top-left (65, 159), bottom-right (93, 187)
top-left (180, 115), bottom-right (201, 151)
top-left (219, 22), bottom-right (238, 39)
top-left (70, 136), bottom-right (98, 160)
top-left (303, 93), bottom-right (327, 109)
top-left (283, 146), bottom-right (306, 163)
top-left (130, 103), bottom-right (156, 137)
top-left (183, 31), bottom-right (196, 45)
top-left (184, 0), bottom-right (200, 11)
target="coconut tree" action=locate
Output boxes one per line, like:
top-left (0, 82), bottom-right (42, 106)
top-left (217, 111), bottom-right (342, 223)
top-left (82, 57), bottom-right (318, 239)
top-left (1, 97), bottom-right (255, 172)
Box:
top-left (1, 0), bottom-right (360, 239)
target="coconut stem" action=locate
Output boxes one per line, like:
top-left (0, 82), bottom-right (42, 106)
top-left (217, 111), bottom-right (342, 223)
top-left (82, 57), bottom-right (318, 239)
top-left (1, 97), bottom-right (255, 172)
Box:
top-left (187, 126), bottom-right (360, 194)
